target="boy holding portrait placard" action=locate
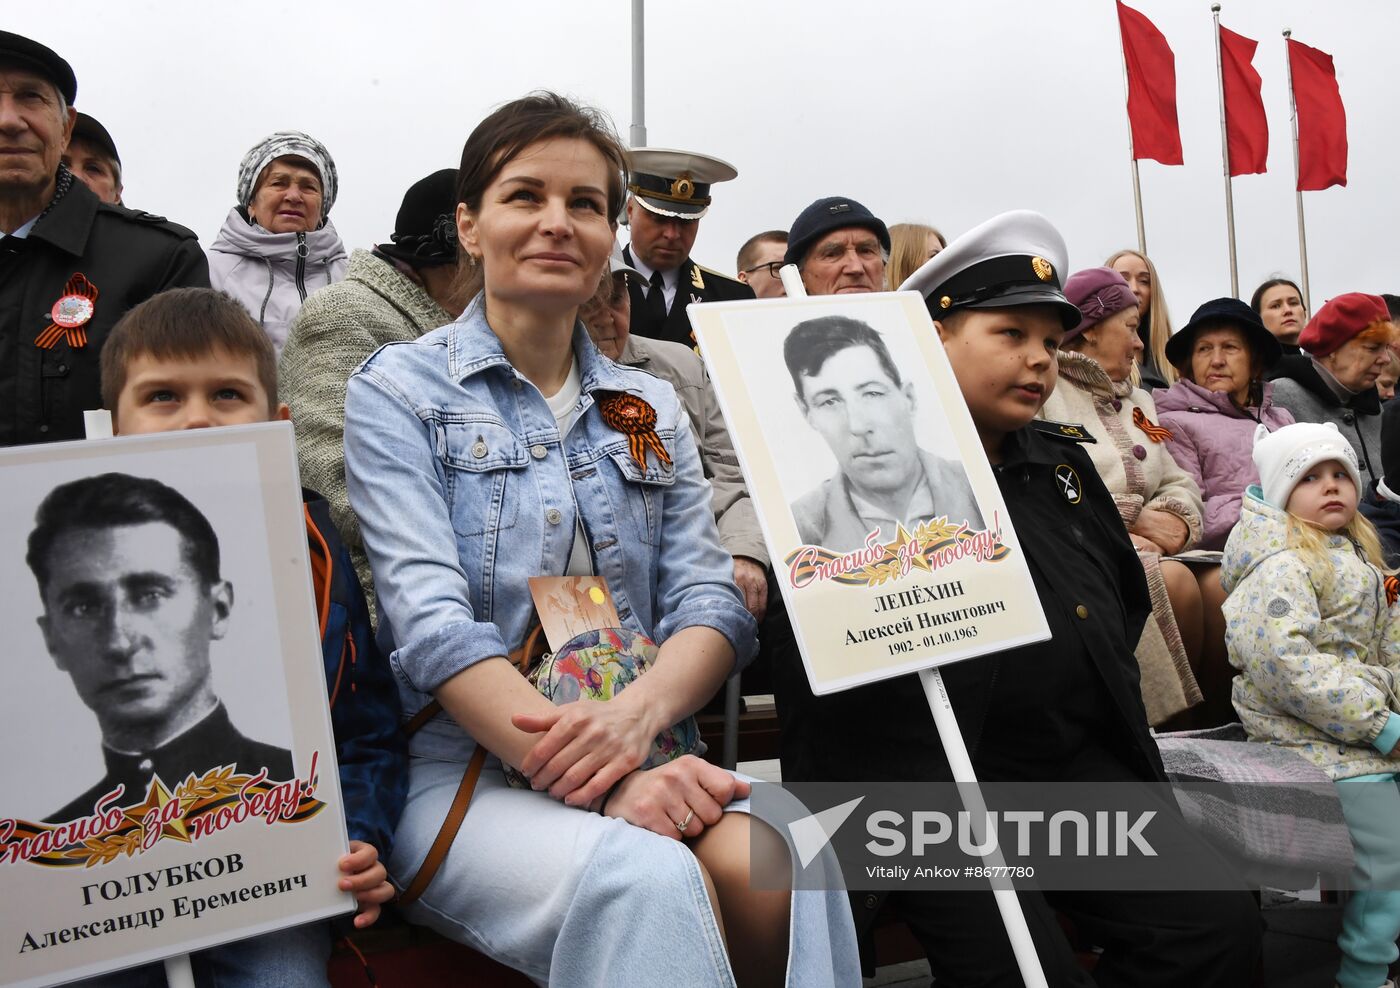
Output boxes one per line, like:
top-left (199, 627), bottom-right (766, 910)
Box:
top-left (86, 287), bottom-right (404, 986)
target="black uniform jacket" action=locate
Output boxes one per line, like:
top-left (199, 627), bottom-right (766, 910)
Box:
top-left (47, 704), bottom-right (293, 824)
top-left (777, 421), bottom-right (1166, 787)
top-left (622, 247), bottom-right (754, 348)
top-left (0, 176), bottom-right (209, 446)
top-left (775, 423), bottom-right (1168, 941)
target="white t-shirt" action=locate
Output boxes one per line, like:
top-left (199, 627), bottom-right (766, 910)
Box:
top-left (543, 360), bottom-right (593, 577)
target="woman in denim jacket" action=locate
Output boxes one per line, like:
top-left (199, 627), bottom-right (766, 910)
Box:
top-left (343, 93), bottom-right (858, 987)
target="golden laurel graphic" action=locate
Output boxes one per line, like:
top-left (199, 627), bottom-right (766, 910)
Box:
top-left (2, 764), bottom-right (326, 870)
top-left (784, 517), bottom-right (1011, 589)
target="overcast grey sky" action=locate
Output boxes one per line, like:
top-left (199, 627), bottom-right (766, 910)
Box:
top-left (13, 1), bottom-right (1392, 320)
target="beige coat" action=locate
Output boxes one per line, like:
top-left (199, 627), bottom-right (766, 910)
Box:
top-left (618, 335), bottom-right (768, 567)
top-left (1040, 351), bottom-right (1204, 541)
top-left (1039, 350), bottom-right (1206, 724)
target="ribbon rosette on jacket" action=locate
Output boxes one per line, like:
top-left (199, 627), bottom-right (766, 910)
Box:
top-left (597, 391), bottom-right (673, 471)
top-left (36, 273), bottom-right (99, 349)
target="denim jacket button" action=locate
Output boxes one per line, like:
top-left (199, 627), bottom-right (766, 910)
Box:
top-left (546, 508), bottom-right (562, 525)
top-left (531, 444), bottom-right (548, 460)
top-left (471, 440), bottom-right (488, 458)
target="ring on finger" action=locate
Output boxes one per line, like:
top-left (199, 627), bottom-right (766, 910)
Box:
top-left (675, 809), bottom-right (695, 834)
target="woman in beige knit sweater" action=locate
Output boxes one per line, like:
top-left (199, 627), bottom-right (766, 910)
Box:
top-left (1039, 266), bottom-right (1206, 726)
top-left (279, 170), bottom-right (463, 623)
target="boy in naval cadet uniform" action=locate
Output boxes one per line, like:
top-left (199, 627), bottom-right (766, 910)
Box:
top-left (773, 210), bottom-right (1260, 986)
top-left (622, 148), bottom-right (753, 348)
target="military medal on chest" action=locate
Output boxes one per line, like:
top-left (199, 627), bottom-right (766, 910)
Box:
top-left (36, 273), bottom-right (99, 349)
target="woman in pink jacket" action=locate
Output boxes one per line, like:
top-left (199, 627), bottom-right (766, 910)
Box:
top-left (1153, 298), bottom-right (1294, 551)
top-left (1153, 297), bottom-right (1292, 725)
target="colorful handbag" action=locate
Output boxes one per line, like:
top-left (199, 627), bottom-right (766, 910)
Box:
top-left (503, 625), bottom-right (703, 788)
top-left (398, 623), bottom-right (702, 905)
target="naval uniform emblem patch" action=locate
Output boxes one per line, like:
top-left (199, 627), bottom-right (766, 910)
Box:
top-left (1055, 464), bottom-right (1082, 504)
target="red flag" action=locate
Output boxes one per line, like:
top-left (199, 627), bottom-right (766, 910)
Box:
top-left (1288, 38), bottom-right (1348, 190)
top-left (1116, 2), bottom-right (1183, 165)
top-left (1218, 25), bottom-right (1269, 176)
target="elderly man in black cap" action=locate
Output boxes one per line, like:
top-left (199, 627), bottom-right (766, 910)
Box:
top-left (622, 147), bottom-right (753, 347)
top-left (280, 168), bottom-right (463, 619)
top-left (786, 196), bottom-right (890, 296)
top-left (0, 31), bottom-right (207, 446)
top-left (61, 111), bottom-right (121, 204)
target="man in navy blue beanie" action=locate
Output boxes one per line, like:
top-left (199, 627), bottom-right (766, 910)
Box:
top-left (785, 196), bottom-right (891, 296)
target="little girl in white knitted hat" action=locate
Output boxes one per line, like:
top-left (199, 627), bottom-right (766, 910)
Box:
top-left (1223, 421), bottom-right (1400, 988)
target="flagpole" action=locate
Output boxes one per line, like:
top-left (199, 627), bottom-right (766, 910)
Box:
top-left (1283, 29), bottom-right (1311, 312)
top-left (1211, 3), bottom-right (1239, 296)
top-left (629, 0), bottom-right (646, 148)
top-left (1117, 23), bottom-right (1148, 255)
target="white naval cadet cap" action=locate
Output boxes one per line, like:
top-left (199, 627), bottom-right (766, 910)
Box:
top-left (626, 148), bottom-right (739, 220)
top-left (898, 209), bottom-right (1080, 331)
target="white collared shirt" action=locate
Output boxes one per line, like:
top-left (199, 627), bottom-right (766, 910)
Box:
top-left (3, 215), bottom-right (40, 239)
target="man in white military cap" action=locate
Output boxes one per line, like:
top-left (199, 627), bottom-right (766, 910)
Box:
top-left (623, 148), bottom-right (753, 347)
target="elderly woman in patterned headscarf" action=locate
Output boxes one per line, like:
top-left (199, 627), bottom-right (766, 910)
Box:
top-left (210, 130), bottom-right (348, 353)
top-left (1039, 266), bottom-right (1206, 727)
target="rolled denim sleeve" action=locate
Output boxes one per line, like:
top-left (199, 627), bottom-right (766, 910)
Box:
top-left (344, 361), bottom-right (507, 693)
top-left (652, 400), bottom-right (759, 670)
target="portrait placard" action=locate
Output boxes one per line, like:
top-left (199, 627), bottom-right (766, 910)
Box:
top-left (0, 423), bottom-right (352, 987)
top-left (691, 292), bottom-right (1049, 694)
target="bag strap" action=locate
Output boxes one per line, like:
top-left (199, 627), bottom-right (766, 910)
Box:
top-left (397, 742), bottom-right (486, 907)
top-left (395, 623), bottom-right (547, 906)
top-left (512, 622), bottom-right (547, 674)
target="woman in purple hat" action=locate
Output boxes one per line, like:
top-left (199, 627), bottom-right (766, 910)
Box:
top-left (1040, 266), bottom-right (1205, 728)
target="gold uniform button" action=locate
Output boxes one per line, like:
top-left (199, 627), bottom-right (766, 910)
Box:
top-left (1075, 604), bottom-right (1089, 619)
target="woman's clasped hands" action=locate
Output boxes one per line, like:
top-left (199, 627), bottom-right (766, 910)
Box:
top-left (512, 698), bottom-right (750, 839)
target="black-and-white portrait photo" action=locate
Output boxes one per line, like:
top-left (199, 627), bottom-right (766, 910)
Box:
top-left (782, 315), bottom-right (983, 551)
top-left (2, 436), bottom-right (297, 825)
top-left (1, 427), bottom-right (354, 986)
top-left (693, 292), bottom-right (1050, 694)
top-left (28, 473), bottom-right (293, 824)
